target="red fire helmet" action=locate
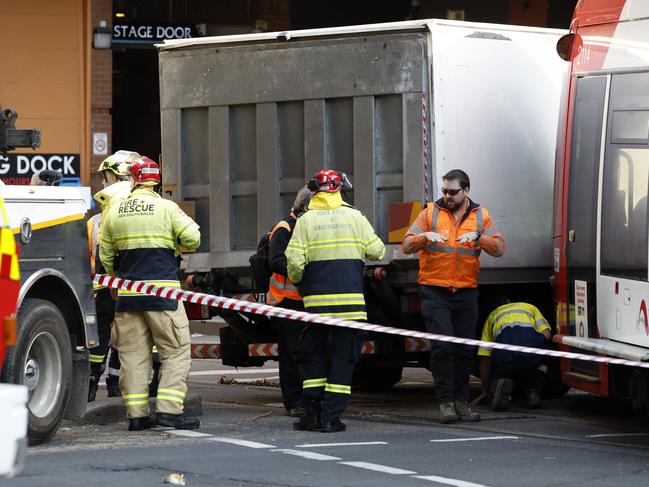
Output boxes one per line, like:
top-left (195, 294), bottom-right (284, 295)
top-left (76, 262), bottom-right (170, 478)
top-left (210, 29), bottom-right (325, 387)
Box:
top-left (307, 169), bottom-right (352, 193)
top-left (131, 156), bottom-right (161, 186)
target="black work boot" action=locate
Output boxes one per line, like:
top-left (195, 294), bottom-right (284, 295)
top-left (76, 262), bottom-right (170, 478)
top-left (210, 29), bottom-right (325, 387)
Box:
top-left (454, 399), bottom-right (481, 422)
top-left (156, 412), bottom-right (200, 430)
top-left (106, 375), bottom-right (121, 398)
top-left (293, 399), bottom-right (321, 431)
top-left (285, 405), bottom-right (305, 417)
top-left (128, 416), bottom-right (156, 431)
top-left (88, 377), bottom-right (98, 403)
top-left (321, 417), bottom-right (346, 433)
top-left (527, 388), bottom-right (542, 409)
top-left (491, 378), bottom-right (513, 412)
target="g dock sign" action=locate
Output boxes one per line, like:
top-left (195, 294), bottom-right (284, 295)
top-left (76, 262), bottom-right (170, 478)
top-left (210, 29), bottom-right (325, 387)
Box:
top-left (0, 154), bottom-right (80, 185)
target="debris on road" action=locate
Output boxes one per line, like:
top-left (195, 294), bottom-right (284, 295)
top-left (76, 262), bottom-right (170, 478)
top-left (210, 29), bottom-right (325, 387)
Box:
top-left (163, 473), bottom-right (186, 485)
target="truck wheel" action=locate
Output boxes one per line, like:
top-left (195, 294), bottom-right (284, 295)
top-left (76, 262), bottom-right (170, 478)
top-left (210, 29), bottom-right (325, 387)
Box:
top-left (353, 365), bottom-right (403, 391)
top-left (1, 299), bottom-right (72, 445)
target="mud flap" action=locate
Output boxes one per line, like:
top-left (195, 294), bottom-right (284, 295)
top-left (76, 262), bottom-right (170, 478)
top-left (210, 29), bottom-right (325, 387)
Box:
top-left (63, 349), bottom-right (90, 420)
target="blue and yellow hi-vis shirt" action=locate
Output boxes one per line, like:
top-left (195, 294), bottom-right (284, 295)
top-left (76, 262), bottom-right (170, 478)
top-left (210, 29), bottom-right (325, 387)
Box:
top-left (99, 188), bottom-right (200, 312)
top-left (479, 302), bottom-right (550, 364)
top-left (286, 191), bottom-right (385, 321)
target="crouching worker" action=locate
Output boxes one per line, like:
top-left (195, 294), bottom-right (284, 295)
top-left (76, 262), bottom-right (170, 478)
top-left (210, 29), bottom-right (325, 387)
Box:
top-left (99, 156), bottom-right (201, 431)
top-left (473, 298), bottom-right (552, 411)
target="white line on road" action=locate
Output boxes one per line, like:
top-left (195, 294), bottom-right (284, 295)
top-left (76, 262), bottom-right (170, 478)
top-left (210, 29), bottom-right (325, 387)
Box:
top-left (210, 437), bottom-right (276, 449)
top-left (295, 441), bottom-right (388, 448)
top-left (588, 433), bottom-right (649, 438)
top-left (339, 461), bottom-right (416, 475)
top-left (167, 430), bottom-right (213, 438)
top-left (271, 449), bottom-right (341, 461)
top-left (430, 436), bottom-right (519, 443)
top-left (413, 475), bottom-right (488, 487)
top-left (189, 368), bottom-right (279, 376)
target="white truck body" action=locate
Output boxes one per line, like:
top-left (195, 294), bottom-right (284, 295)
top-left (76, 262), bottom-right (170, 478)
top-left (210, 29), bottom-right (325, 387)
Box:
top-left (158, 19), bottom-right (566, 285)
top-left (156, 20), bottom-right (566, 374)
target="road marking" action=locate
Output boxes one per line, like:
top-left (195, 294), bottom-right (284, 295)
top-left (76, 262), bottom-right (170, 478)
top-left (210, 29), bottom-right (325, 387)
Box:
top-left (271, 449), bottom-right (341, 460)
top-left (588, 433), bottom-right (649, 438)
top-left (339, 461), bottom-right (416, 475)
top-left (413, 475), bottom-right (488, 486)
top-left (167, 430), bottom-right (213, 438)
top-left (430, 436), bottom-right (519, 443)
top-left (210, 437), bottom-right (276, 449)
top-left (189, 368), bottom-right (279, 376)
top-left (295, 441), bottom-right (388, 448)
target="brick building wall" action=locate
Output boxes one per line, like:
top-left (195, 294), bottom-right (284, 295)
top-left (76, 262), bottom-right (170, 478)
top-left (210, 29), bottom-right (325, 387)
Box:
top-left (257, 0), bottom-right (291, 31)
top-left (91, 0), bottom-right (113, 196)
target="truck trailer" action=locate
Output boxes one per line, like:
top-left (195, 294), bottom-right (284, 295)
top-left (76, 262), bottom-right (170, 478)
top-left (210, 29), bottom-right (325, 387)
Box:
top-left (157, 19), bottom-right (566, 387)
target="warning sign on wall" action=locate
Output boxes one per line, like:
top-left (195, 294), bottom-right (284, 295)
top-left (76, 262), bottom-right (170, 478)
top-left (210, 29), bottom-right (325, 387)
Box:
top-left (93, 132), bottom-right (108, 156)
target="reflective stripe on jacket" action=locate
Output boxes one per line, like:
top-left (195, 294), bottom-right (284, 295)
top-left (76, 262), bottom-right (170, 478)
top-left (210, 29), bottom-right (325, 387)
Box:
top-left (402, 198), bottom-right (504, 289)
top-left (99, 188), bottom-right (201, 311)
top-left (286, 191), bottom-right (385, 320)
top-left (267, 216), bottom-right (301, 306)
top-left (479, 302), bottom-right (550, 363)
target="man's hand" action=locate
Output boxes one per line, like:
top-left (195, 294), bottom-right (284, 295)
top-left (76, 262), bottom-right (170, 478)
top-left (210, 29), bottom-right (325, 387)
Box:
top-left (457, 231), bottom-right (479, 243)
top-left (471, 391), bottom-right (488, 406)
top-left (424, 231), bottom-right (448, 243)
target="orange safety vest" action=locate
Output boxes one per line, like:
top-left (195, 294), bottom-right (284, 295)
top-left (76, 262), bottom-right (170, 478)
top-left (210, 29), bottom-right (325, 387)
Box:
top-left (417, 203), bottom-right (485, 289)
top-left (267, 219), bottom-right (302, 306)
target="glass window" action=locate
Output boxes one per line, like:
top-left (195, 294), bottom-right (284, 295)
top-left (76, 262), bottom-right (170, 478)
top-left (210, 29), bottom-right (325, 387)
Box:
top-left (611, 110), bottom-right (649, 144)
top-left (601, 72), bottom-right (649, 281)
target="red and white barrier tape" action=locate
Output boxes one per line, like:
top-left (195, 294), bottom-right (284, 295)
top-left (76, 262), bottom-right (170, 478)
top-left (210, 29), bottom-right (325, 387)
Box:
top-left (94, 274), bottom-right (649, 370)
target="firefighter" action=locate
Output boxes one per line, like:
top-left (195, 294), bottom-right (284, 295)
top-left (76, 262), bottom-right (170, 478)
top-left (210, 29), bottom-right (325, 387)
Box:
top-left (402, 169), bottom-right (505, 424)
top-left (286, 169), bottom-right (385, 433)
top-left (268, 186), bottom-right (312, 417)
top-left (87, 150), bottom-right (141, 401)
top-left (99, 156), bottom-right (201, 431)
top-left (472, 297), bottom-right (552, 411)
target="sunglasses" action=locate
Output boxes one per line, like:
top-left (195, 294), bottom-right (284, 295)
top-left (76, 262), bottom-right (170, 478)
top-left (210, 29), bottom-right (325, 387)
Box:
top-left (441, 188), bottom-right (463, 196)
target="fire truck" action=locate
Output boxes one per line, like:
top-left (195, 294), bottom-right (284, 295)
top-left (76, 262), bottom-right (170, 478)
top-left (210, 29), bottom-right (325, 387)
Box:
top-left (0, 109), bottom-right (97, 448)
top-left (553, 0), bottom-right (649, 412)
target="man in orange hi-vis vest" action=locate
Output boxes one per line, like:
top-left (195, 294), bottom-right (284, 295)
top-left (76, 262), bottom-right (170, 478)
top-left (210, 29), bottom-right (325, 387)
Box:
top-left (402, 169), bottom-right (505, 425)
top-left (267, 186), bottom-right (312, 418)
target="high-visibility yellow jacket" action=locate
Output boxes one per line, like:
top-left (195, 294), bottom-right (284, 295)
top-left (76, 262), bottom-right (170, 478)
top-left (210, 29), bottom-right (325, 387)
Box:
top-left (402, 198), bottom-right (505, 289)
top-left (99, 187), bottom-right (200, 311)
top-left (286, 191), bottom-right (385, 321)
top-left (87, 180), bottom-right (132, 290)
top-left (479, 302), bottom-right (550, 364)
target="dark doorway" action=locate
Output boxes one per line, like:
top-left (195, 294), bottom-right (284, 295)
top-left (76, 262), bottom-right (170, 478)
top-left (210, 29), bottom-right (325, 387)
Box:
top-left (112, 48), bottom-right (161, 160)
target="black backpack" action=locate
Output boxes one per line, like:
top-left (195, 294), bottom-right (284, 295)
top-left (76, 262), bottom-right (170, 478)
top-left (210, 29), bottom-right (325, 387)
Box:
top-left (249, 231), bottom-right (272, 296)
top-left (249, 220), bottom-right (292, 298)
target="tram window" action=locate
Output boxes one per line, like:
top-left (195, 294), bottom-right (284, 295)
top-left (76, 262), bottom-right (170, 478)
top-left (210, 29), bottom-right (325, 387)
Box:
top-left (601, 73), bottom-right (649, 281)
top-left (611, 110), bottom-right (649, 144)
top-left (601, 148), bottom-right (649, 280)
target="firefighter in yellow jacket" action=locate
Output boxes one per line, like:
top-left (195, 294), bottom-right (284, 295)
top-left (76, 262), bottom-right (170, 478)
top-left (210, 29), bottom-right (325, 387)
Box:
top-left (99, 156), bottom-right (201, 431)
top-left (87, 150), bottom-right (140, 401)
top-left (286, 169), bottom-right (385, 433)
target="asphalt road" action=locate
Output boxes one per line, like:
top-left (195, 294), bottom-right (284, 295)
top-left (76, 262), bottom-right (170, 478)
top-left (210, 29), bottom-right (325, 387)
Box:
top-left (10, 357), bottom-right (649, 487)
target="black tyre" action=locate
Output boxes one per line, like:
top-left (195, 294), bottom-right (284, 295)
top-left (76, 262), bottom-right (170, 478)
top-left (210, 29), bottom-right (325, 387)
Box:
top-left (353, 365), bottom-right (403, 391)
top-left (2, 298), bottom-right (72, 445)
